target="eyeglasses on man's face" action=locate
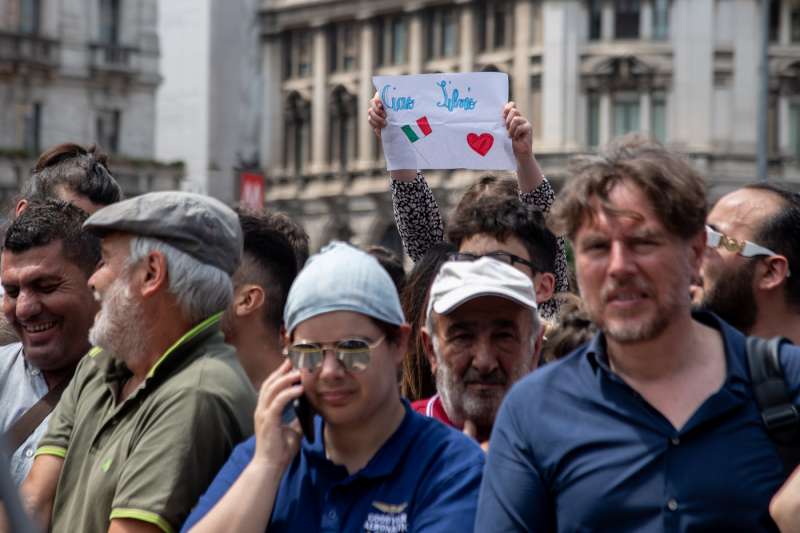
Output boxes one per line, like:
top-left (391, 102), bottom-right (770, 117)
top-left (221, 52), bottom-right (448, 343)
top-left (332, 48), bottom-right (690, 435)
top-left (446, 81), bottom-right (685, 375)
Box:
top-left (449, 251), bottom-right (538, 273)
top-left (705, 225), bottom-right (790, 276)
top-left (286, 336), bottom-right (385, 373)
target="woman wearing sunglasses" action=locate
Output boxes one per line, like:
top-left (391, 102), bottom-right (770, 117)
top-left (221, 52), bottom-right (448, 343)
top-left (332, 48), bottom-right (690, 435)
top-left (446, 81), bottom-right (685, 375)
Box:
top-left (182, 242), bottom-right (484, 533)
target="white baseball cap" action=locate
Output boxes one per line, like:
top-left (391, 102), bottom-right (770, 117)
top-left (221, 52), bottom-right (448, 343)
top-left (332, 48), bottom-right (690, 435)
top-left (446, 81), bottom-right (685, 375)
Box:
top-left (426, 257), bottom-right (538, 324)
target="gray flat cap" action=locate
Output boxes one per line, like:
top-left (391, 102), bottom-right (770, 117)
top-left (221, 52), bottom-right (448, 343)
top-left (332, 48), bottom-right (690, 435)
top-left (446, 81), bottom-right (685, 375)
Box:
top-left (84, 191), bottom-right (243, 275)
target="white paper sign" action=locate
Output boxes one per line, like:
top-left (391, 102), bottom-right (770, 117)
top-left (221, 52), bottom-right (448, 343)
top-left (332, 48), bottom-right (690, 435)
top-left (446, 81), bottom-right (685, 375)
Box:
top-left (373, 72), bottom-right (515, 171)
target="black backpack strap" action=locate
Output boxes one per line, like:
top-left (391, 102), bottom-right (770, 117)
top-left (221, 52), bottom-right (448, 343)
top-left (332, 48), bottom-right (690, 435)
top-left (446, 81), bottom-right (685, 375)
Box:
top-left (746, 336), bottom-right (800, 472)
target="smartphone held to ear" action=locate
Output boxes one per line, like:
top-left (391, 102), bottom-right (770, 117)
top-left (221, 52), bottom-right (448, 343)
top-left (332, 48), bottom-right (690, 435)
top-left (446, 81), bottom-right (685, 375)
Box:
top-left (281, 395), bottom-right (316, 444)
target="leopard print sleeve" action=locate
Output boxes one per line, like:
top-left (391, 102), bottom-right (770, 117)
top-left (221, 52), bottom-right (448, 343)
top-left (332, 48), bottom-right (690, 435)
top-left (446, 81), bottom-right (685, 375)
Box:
top-left (390, 172), bottom-right (445, 263)
top-left (520, 178), bottom-right (570, 320)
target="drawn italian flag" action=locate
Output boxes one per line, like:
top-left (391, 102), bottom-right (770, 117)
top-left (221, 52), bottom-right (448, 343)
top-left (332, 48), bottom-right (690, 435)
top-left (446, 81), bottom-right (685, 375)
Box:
top-left (401, 117), bottom-right (432, 143)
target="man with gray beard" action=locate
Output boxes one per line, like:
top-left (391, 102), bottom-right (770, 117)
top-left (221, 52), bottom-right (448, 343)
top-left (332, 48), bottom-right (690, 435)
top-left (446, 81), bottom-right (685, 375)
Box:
top-left (21, 192), bottom-right (256, 533)
top-left (412, 257), bottom-right (542, 448)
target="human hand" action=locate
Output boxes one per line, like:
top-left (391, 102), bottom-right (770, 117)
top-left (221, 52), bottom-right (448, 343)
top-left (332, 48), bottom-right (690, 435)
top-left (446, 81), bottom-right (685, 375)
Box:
top-left (252, 359), bottom-right (304, 472)
top-left (368, 92), bottom-right (387, 139)
top-left (503, 101), bottom-right (533, 160)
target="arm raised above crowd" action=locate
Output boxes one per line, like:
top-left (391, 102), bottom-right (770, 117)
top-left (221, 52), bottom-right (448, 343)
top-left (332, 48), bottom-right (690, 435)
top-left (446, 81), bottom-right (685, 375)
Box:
top-left (186, 360), bottom-right (303, 533)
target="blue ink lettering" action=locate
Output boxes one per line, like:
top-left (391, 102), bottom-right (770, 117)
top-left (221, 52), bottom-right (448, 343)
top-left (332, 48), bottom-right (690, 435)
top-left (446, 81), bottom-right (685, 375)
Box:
top-left (436, 80), bottom-right (477, 112)
top-left (381, 85), bottom-right (415, 111)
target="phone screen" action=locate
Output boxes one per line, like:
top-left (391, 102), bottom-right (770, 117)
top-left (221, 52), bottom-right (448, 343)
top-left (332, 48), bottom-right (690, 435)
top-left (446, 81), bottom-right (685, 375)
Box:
top-left (280, 396), bottom-right (316, 444)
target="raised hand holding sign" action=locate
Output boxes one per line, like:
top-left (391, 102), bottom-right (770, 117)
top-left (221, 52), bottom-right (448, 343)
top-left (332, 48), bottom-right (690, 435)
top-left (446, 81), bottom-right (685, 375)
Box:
top-left (372, 72), bottom-right (515, 171)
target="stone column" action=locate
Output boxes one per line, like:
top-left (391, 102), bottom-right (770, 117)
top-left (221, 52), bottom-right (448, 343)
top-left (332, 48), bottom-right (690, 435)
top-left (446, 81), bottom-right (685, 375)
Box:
top-left (779, 93), bottom-right (790, 156)
top-left (780, 0), bottom-right (792, 46)
top-left (731, 0), bottom-right (759, 152)
top-left (458, 1), bottom-right (475, 72)
top-left (671, 0), bottom-right (714, 150)
top-left (640, 91), bottom-right (652, 134)
top-left (310, 23), bottom-right (328, 173)
top-left (640, 0), bottom-right (653, 40)
top-left (408, 9), bottom-right (423, 74)
top-left (599, 91), bottom-right (611, 146)
top-left (357, 19), bottom-right (376, 169)
top-left (541, 0), bottom-right (582, 150)
top-left (601, 0), bottom-right (615, 40)
top-left (259, 34), bottom-right (284, 172)
top-left (513, 0), bottom-right (531, 116)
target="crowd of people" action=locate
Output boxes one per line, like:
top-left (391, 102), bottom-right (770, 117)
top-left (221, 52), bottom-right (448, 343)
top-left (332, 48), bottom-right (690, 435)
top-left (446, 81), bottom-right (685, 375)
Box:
top-left (1, 97), bottom-right (800, 533)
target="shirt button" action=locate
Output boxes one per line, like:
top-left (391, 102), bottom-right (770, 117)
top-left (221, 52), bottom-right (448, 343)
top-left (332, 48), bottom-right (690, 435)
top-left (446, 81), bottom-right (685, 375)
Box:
top-left (671, 437), bottom-right (680, 445)
top-left (30, 368), bottom-right (40, 376)
top-left (667, 498), bottom-right (678, 511)
top-left (327, 510), bottom-right (337, 520)
top-left (25, 448), bottom-right (33, 458)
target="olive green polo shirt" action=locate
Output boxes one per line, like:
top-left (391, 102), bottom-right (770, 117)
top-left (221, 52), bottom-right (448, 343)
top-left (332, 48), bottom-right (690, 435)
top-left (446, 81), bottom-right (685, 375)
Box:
top-left (35, 312), bottom-right (256, 533)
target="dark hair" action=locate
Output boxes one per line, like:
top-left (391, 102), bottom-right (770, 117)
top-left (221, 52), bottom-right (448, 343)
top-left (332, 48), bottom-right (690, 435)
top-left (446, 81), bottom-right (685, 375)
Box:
top-left (447, 194), bottom-right (558, 275)
top-left (400, 241), bottom-right (457, 400)
top-left (4, 200), bottom-right (100, 275)
top-left (540, 293), bottom-right (597, 363)
top-left (23, 143), bottom-right (123, 207)
top-left (366, 245), bottom-right (406, 295)
top-left (743, 183), bottom-right (800, 310)
top-left (255, 210), bottom-right (309, 271)
top-left (454, 175), bottom-right (518, 213)
top-left (550, 135), bottom-right (707, 241)
top-left (370, 318), bottom-right (405, 348)
top-left (235, 209), bottom-right (300, 332)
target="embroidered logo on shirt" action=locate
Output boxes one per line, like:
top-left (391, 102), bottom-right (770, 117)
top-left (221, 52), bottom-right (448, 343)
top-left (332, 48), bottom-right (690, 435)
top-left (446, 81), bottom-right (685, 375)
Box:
top-left (100, 458), bottom-right (113, 472)
top-left (363, 501), bottom-right (408, 532)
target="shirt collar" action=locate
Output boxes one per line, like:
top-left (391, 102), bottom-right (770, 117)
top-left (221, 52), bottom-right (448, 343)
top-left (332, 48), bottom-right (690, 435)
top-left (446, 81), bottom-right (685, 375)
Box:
top-left (584, 310), bottom-right (750, 387)
top-left (303, 399), bottom-right (421, 481)
top-left (93, 312), bottom-right (224, 386)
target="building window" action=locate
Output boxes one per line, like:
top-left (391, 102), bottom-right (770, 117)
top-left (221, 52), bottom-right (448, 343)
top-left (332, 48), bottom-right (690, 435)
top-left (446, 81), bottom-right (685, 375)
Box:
top-left (588, 92), bottom-right (600, 147)
top-left (284, 93), bottom-right (310, 174)
top-left (613, 94), bottom-right (640, 137)
top-left (22, 102), bottom-right (42, 153)
top-left (329, 23), bottom-right (358, 73)
top-left (651, 92), bottom-right (667, 143)
top-left (653, 0), bottom-right (669, 40)
top-left (19, 0), bottom-right (42, 34)
top-left (283, 30), bottom-right (312, 79)
top-left (615, 0), bottom-right (640, 39)
top-left (376, 15), bottom-right (408, 66)
top-left (588, 0), bottom-right (602, 41)
top-left (425, 6), bottom-right (458, 60)
top-left (790, 103), bottom-right (800, 158)
top-left (769, 0), bottom-right (780, 42)
top-left (96, 109), bottom-right (121, 153)
top-left (99, 0), bottom-right (121, 44)
top-left (329, 87), bottom-right (356, 168)
top-left (791, 6), bottom-right (800, 43)
top-left (476, 0), bottom-right (514, 52)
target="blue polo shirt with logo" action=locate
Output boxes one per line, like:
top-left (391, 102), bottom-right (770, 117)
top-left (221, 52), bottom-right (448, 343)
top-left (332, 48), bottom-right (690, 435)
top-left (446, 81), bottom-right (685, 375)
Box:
top-left (476, 311), bottom-right (800, 532)
top-left (183, 400), bottom-right (484, 532)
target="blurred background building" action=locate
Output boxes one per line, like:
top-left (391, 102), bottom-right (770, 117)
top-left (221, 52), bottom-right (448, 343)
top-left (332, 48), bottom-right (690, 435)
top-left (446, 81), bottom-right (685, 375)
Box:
top-left (0, 0), bottom-right (181, 212)
top-left (258, 0), bottom-right (800, 251)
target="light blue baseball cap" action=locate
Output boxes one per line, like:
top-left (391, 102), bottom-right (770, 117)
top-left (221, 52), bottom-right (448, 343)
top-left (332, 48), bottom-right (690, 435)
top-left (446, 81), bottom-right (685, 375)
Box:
top-left (283, 241), bottom-right (406, 334)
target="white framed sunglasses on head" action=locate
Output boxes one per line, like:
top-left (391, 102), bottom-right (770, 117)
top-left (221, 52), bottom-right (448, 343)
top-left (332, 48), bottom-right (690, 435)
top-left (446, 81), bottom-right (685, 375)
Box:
top-left (705, 225), bottom-right (791, 277)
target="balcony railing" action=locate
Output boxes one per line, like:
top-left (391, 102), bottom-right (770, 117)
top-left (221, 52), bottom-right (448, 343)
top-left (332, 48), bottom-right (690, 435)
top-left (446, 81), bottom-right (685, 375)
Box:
top-left (88, 42), bottom-right (139, 74)
top-left (0, 31), bottom-right (59, 72)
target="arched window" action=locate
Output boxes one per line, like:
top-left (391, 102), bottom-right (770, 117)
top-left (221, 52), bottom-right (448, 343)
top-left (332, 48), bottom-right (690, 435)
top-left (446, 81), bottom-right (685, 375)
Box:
top-left (284, 92), bottom-right (310, 175)
top-left (328, 86), bottom-right (357, 170)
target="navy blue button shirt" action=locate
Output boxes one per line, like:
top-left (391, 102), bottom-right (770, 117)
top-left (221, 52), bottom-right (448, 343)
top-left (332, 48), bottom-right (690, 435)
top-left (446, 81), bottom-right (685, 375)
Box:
top-left (476, 312), bottom-right (800, 532)
top-left (183, 400), bottom-right (484, 533)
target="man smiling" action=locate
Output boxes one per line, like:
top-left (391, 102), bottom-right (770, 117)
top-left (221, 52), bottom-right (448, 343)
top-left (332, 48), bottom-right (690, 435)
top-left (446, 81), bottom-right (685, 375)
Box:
top-left (0, 201), bottom-right (99, 485)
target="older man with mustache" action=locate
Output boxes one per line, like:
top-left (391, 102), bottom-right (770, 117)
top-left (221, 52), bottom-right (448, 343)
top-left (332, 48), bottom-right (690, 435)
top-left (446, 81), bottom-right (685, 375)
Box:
top-left (414, 257), bottom-right (542, 447)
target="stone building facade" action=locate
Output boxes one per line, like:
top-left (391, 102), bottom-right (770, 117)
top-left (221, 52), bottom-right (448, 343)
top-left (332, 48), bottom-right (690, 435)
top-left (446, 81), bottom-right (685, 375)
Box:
top-left (258, 0), bottom-right (800, 254)
top-left (0, 0), bottom-right (181, 211)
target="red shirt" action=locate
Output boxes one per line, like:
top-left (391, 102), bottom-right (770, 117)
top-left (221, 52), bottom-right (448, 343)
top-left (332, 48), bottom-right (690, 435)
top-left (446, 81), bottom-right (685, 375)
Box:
top-left (411, 394), bottom-right (457, 429)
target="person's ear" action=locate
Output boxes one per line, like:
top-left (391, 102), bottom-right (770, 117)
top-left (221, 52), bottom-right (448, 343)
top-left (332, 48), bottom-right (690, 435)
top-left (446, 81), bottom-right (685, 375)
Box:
top-left (421, 327), bottom-right (438, 374)
top-left (534, 272), bottom-right (556, 303)
top-left (140, 251), bottom-right (168, 298)
top-left (15, 199), bottom-right (28, 217)
top-left (231, 284), bottom-right (266, 318)
top-left (689, 229), bottom-right (707, 273)
top-left (391, 324), bottom-right (412, 366)
top-left (757, 255), bottom-right (791, 292)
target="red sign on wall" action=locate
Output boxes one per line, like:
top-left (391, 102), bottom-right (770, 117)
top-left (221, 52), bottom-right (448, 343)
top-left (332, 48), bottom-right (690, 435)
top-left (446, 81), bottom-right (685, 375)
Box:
top-left (239, 172), bottom-right (265, 210)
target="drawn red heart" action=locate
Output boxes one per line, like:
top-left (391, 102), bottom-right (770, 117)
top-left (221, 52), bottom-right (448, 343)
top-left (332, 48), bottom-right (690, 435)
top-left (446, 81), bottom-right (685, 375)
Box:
top-left (467, 133), bottom-right (493, 156)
